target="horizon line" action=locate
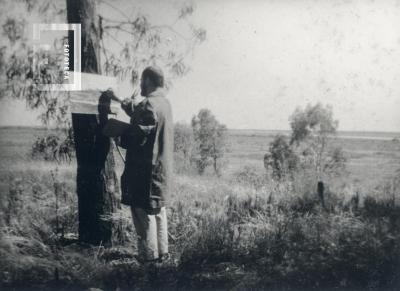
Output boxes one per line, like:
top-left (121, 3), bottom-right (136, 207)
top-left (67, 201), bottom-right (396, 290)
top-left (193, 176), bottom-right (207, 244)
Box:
top-left (1, 125), bottom-right (399, 135)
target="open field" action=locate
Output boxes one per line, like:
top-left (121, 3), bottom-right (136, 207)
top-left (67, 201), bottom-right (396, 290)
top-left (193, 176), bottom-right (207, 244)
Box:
top-left (1, 126), bottom-right (399, 184)
top-left (0, 126), bottom-right (400, 290)
top-left (226, 129), bottom-right (400, 191)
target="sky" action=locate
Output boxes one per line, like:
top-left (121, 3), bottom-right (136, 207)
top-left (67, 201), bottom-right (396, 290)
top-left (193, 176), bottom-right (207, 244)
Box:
top-left (1, 0), bottom-right (400, 132)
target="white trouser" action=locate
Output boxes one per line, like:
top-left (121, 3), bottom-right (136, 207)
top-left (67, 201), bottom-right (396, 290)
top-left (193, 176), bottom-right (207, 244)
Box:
top-left (130, 206), bottom-right (168, 260)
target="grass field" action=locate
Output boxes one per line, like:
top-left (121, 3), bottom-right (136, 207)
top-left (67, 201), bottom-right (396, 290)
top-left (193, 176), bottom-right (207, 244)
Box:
top-left (226, 129), bottom-right (400, 191)
top-left (0, 126), bottom-right (400, 290)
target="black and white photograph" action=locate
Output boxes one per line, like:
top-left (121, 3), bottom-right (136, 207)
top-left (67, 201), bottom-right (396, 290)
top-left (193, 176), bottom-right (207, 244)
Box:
top-left (0, 0), bottom-right (399, 290)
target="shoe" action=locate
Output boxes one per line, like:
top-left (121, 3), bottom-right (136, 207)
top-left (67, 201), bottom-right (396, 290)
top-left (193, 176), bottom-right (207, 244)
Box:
top-left (134, 254), bottom-right (158, 265)
top-left (157, 253), bottom-right (171, 263)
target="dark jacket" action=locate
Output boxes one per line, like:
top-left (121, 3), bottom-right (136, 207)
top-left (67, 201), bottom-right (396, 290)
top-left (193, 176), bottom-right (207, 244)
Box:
top-left (120, 88), bottom-right (173, 211)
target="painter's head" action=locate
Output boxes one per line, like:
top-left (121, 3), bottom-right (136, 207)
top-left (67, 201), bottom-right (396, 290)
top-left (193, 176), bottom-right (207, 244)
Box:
top-left (140, 66), bottom-right (164, 97)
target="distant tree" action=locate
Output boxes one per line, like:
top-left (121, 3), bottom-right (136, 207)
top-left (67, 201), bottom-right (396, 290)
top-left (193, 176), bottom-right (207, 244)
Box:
top-left (264, 135), bottom-right (298, 180)
top-left (289, 103), bottom-right (346, 178)
top-left (290, 103), bottom-right (338, 145)
top-left (191, 109), bottom-right (228, 176)
top-left (174, 122), bottom-right (195, 171)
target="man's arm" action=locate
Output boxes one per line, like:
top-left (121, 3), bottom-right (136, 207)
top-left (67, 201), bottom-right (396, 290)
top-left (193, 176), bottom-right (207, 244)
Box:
top-left (119, 100), bottom-right (157, 149)
top-left (103, 89), bottom-right (138, 117)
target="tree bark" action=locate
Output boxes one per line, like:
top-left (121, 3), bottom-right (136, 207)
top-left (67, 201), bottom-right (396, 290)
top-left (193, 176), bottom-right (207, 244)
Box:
top-left (67, 0), bottom-right (120, 245)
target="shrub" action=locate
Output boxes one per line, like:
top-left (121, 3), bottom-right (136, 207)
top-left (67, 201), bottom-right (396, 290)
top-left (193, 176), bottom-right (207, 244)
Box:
top-left (31, 131), bottom-right (74, 162)
top-left (264, 135), bottom-right (298, 180)
top-left (233, 165), bottom-right (266, 189)
top-left (31, 134), bottom-right (60, 161)
top-left (174, 122), bottom-right (196, 173)
top-left (323, 147), bottom-right (347, 176)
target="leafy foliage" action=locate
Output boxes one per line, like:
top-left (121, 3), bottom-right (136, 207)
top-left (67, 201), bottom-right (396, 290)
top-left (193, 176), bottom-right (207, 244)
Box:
top-left (31, 129), bottom-right (74, 162)
top-left (191, 109), bottom-right (228, 175)
top-left (323, 147), bottom-right (347, 176)
top-left (98, 1), bottom-right (206, 83)
top-left (264, 135), bottom-right (298, 180)
top-left (289, 103), bottom-right (345, 179)
top-left (2, 18), bottom-right (25, 45)
top-left (264, 104), bottom-right (346, 181)
top-left (174, 122), bottom-right (195, 173)
top-left (290, 103), bottom-right (338, 145)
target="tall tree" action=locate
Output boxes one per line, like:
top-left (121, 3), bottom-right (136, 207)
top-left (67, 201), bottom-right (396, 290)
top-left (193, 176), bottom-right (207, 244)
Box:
top-left (289, 103), bottom-right (346, 179)
top-left (66, 0), bottom-right (119, 245)
top-left (191, 109), bottom-right (227, 176)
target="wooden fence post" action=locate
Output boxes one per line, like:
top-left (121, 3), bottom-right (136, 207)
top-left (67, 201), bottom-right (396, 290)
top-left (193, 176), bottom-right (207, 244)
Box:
top-left (318, 181), bottom-right (325, 209)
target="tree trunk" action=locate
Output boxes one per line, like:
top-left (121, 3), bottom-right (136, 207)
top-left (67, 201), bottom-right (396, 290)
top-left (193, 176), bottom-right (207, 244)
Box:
top-left (67, 0), bottom-right (120, 245)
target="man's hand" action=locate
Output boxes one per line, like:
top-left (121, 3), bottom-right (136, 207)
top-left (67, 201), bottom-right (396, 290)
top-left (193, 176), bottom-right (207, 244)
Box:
top-left (121, 98), bottom-right (132, 113)
top-left (104, 88), bottom-right (115, 99)
top-left (104, 88), bottom-right (123, 103)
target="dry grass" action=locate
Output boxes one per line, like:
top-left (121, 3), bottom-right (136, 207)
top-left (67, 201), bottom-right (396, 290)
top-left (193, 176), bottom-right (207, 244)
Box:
top-left (0, 127), bottom-right (400, 290)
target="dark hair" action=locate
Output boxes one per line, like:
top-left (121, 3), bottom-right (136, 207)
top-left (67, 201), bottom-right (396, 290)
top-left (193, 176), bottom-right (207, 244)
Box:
top-left (142, 66), bottom-right (164, 88)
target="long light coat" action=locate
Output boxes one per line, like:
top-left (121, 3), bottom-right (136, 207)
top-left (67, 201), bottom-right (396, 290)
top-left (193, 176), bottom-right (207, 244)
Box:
top-left (120, 88), bottom-right (173, 212)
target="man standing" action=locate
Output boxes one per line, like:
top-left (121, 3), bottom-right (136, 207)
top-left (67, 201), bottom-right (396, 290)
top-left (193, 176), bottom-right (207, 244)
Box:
top-left (115, 66), bottom-right (173, 263)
